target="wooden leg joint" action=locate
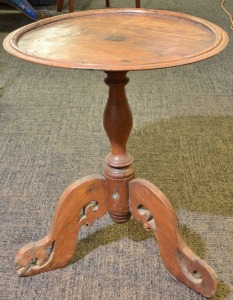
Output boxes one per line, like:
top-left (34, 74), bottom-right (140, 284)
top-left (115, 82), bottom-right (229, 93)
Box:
top-left (129, 179), bottom-right (218, 298)
top-left (104, 166), bottom-right (135, 224)
top-left (15, 175), bottom-right (107, 276)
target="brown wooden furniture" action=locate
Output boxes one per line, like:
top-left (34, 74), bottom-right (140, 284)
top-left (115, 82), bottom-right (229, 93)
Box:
top-left (57, 0), bottom-right (140, 13)
top-left (3, 9), bottom-right (228, 298)
top-left (105, 0), bottom-right (140, 9)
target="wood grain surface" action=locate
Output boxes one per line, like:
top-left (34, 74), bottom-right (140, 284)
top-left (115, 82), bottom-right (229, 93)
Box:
top-left (3, 9), bottom-right (228, 71)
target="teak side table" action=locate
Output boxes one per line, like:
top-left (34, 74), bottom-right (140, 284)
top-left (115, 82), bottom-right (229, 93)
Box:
top-left (3, 9), bottom-right (228, 298)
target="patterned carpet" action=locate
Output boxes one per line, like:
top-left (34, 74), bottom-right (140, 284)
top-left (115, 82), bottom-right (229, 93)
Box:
top-left (0, 0), bottom-right (232, 299)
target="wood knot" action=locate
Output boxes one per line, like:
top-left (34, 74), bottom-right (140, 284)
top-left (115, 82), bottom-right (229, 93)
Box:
top-left (103, 34), bottom-right (126, 42)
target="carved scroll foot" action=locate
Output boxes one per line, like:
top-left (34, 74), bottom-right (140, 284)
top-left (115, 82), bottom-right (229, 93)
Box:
top-left (15, 175), bottom-right (107, 276)
top-left (129, 179), bottom-right (218, 298)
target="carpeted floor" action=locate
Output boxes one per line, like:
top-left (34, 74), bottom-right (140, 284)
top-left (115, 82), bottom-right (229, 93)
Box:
top-left (0, 0), bottom-right (232, 299)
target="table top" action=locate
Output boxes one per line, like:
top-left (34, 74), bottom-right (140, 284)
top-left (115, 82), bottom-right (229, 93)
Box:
top-left (3, 9), bottom-right (228, 71)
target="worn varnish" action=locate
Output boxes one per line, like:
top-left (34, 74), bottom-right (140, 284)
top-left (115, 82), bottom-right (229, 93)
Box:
top-left (3, 9), bottom-right (228, 298)
top-left (4, 9), bottom-right (228, 70)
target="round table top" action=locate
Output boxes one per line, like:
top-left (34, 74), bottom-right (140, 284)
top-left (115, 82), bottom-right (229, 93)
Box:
top-left (3, 9), bottom-right (228, 71)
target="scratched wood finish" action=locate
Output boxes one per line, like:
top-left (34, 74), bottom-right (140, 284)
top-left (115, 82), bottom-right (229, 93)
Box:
top-left (3, 9), bottom-right (228, 71)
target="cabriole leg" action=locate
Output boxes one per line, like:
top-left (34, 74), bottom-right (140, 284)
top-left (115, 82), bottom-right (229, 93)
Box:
top-left (129, 179), bottom-right (218, 298)
top-left (15, 176), bottom-right (107, 276)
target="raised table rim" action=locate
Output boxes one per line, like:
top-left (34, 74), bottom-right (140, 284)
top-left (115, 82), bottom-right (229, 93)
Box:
top-left (3, 8), bottom-right (229, 71)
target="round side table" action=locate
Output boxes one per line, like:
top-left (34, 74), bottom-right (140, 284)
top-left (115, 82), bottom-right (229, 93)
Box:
top-left (3, 9), bottom-right (228, 298)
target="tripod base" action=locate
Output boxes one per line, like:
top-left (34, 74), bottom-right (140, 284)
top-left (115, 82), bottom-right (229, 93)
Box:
top-left (15, 175), bottom-right (217, 298)
top-left (15, 71), bottom-right (217, 298)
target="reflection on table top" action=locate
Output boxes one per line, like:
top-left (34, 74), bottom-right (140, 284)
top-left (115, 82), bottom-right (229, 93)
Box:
top-left (3, 9), bottom-right (228, 71)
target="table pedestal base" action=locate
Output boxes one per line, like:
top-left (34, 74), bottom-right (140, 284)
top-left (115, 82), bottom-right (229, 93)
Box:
top-left (15, 72), bottom-right (218, 298)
